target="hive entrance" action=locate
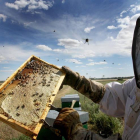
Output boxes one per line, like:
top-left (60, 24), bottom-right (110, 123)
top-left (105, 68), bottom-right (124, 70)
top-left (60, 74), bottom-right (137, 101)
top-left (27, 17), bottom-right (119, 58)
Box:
top-left (0, 59), bottom-right (61, 128)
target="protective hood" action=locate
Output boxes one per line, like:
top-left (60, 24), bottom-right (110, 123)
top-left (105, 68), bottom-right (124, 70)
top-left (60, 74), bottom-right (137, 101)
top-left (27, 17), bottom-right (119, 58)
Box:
top-left (132, 16), bottom-right (140, 89)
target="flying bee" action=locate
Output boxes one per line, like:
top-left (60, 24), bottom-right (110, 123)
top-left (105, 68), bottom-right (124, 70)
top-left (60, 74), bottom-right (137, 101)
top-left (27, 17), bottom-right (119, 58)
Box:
top-left (83, 38), bottom-right (92, 45)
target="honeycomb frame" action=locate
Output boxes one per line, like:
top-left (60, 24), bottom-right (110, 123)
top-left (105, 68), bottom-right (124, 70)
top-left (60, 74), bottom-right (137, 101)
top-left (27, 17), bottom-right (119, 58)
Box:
top-left (0, 55), bottom-right (65, 139)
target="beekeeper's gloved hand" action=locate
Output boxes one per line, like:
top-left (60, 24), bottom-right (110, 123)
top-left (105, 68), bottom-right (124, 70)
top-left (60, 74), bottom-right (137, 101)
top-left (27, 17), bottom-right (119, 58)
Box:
top-left (61, 66), bottom-right (105, 103)
top-left (53, 108), bottom-right (121, 140)
top-left (53, 108), bottom-right (83, 140)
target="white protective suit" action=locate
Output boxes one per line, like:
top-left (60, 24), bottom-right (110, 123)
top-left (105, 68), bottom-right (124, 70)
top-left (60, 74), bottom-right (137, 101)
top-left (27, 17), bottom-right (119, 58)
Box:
top-left (100, 77), bottom-right (140, 140)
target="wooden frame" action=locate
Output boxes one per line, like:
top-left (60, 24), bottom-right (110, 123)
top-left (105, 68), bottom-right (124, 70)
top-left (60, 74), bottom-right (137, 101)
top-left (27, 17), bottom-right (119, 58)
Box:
top-left (0, 55), bottom-right (65, 139)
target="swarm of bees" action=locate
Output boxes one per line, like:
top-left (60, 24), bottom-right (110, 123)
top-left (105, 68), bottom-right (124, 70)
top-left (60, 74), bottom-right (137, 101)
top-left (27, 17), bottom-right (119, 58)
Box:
top-left (0, 59), bottom-right (61, 126)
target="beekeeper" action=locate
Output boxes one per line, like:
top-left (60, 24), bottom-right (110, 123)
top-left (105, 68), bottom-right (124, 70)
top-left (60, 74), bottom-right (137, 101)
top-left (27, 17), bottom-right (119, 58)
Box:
top-left (53, 17), bottom-right (140, 140)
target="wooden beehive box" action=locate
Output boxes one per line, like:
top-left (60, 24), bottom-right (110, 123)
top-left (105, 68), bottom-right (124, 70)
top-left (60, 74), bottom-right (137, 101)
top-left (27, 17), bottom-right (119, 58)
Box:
top-left (0, 55), bottom-right (65, 139)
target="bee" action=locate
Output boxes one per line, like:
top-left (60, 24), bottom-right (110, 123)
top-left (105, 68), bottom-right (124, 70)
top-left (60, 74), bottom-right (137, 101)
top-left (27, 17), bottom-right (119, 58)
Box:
top-left (36, 108), bottom-right (40, 111)
top-left (22, 84), bottom-right (26, 87)
top-left (32, 94), bottom-right (35, 97)
top-left (34, 101), bottom-right (40, 106)
top-left (16, 113), bottom-right (20, 116)
top-left (9, 91), bottom-right (14, 95)
top-left (8, 115), bottom-right (12, 119)
top-left (39, 93), bottom-right (44, 97)
top-left (33, 99), bottom-right (37, 102)
top-left (21, 104), bottom-right (25, 109)
top-left (24, 123), bottom-right (27, 125)
top-left (50, 75), bottom-right (54, 78)
top-left (16, 106), bottom-right (20, 110)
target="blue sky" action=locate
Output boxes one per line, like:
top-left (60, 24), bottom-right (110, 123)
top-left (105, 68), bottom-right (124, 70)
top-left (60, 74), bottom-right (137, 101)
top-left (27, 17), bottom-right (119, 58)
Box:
top-left (0, 0), bottom-right (140, 80)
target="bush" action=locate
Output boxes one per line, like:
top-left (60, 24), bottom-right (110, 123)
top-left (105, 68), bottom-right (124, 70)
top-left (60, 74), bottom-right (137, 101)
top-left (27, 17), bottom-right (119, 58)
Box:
top-left (79, 92), bottom-right (123, 138)
top-left (92, 111), bottom-right (123, 137)
top-left (117, 77), bottom-right (123, 81)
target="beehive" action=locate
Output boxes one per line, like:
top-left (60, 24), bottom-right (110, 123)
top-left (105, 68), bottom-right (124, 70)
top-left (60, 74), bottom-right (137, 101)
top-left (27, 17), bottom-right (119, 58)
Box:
top-left (0, 55), bottom-right (65, 139)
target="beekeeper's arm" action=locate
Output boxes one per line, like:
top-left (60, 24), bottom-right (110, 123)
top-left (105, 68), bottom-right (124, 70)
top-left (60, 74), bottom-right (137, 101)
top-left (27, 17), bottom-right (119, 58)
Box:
top-left (61, 66), bottom-right (135, 117)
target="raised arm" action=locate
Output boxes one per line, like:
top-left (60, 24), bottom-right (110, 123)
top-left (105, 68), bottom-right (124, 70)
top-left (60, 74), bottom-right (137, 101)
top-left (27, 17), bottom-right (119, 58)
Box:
top-left (61, 66), bottom-right (105, 103)
top-left (62, 66), bottom-right (136, 117)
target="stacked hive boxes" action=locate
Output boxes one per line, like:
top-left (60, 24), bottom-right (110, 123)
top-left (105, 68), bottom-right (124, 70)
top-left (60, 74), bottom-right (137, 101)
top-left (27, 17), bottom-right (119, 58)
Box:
top-left (61, 94), bottom-right (81, 110)
top-left (61, 94), bottom-right (88, 129)
top-left (37, 94), bottom-right (89, 140)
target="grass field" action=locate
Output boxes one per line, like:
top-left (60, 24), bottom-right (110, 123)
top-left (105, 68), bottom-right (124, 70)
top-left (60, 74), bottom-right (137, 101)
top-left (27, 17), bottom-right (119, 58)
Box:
top-left (0, 79), bottom-right (126, 139)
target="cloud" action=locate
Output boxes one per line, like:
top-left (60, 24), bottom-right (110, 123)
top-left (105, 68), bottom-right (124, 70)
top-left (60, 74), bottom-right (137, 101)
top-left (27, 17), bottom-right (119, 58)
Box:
top-left (84, 26), bottom-right (95, 33)
top-left (53, 49), bottom-right (62, 52)
top-left (107, 25), bottom-right (118, 29)
top-left (88, 59), bottom-right (93, 62)
top-left (5, 0), bottom-right (54, 11)
top-left (108, 16), bottom-right (130, 30)
top-left (0, 45), bottom-right (39, 63)
top-left (36, 45), bottom-right (52, 51)
top-left (0, 56), bottom-right (5, 62)
top-left (75, 65), bottom-right (85, 67)
top-left (87, 69), bottom-right (96, 71)
top-left (73, 50), bottom-right (96, 58)
top-left (39, 12), bottom-right (138, 59)
top-left (3, 67), bottom-right (10, 69)
top-left (24, 21), bottom-right (36, 26)
top-left (117, 16), bottom-right (130, 25)
top-left (5, 3), bottom-right (19, 10)
top-left (62, 0), bottom-right (65, 3)
top-left (2, 8), bottom-right (139, 60)
top-left (130, 5), bottom-right (135, 8)
top-left (110, 14), bottom-right (139, 55)
top-left (120, 10), bottom-right (127, 17)
top-left (0, 70), bottom-right (14, 72)
top-left (103, 67), bottom-right (112, 69)
top-left (58, 39), bottom-right (83, 49)
top-left (131, 5), bottom-right (140, 13)
top-left (66, 59), bottom-right (82, 64)
top-left (86, 61), bottom-right (107, 66)
top-left (0, 14), bottom-right (7, 22)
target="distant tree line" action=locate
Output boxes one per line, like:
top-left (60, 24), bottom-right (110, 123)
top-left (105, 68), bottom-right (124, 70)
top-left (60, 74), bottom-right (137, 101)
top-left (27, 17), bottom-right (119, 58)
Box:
top-left (90, 76), bottom-right (134, 80)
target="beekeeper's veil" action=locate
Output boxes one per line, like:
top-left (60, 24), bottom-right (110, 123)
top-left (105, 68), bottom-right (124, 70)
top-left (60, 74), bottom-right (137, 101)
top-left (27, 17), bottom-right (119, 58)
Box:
top-left (132, 16), bottom-right (140, 89)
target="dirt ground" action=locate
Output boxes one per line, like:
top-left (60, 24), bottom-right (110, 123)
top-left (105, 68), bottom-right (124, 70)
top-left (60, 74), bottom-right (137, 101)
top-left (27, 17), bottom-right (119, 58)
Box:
top-left (0, 122), bottom-right (21, 140)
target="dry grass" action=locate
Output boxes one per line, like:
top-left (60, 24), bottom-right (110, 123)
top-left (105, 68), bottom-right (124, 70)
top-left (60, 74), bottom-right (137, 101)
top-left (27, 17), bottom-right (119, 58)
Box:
top-left (53, 85), bottom-right (76, 107)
